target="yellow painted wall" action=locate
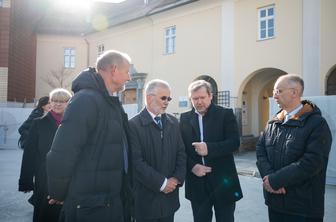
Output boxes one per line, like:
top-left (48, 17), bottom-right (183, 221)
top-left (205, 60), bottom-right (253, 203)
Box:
top-left (321, 0), bottom-right (336, 93)
top-left (234, 0), bottom-right (303, 100)
top-left (35, 35), bottom-right (87, 98)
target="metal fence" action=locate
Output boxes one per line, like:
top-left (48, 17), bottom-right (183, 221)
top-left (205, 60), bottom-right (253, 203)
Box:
top-left (216, 90), bottom-right (231, 107)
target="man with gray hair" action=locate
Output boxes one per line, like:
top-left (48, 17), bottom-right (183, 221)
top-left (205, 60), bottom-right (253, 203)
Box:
top-left (129, 79), bottom-right (186, 222)
top-left (47, 50), bottom-right (133, 222)
top-left (180, 80), bottom-right (243, 222)
top-left (256, 74), bottom-right (332, 222)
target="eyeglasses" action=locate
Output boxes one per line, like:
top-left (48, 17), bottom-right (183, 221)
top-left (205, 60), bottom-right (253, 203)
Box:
top-left (160, 96), bottom-right (172, 102)
top-left (51, 99), bottom-right (68, 104)
top-left (272, 88), bottom-right (295, 95)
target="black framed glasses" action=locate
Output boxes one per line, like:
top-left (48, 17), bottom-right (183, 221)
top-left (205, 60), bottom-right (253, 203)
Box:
top-left (160, 96), bottom-right (172, 102)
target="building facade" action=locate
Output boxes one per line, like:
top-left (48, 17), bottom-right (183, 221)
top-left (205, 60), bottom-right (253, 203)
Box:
top-left (8, 0), bottom-right (336, 136)
top-left (0, 0), bottom-right (10, 102)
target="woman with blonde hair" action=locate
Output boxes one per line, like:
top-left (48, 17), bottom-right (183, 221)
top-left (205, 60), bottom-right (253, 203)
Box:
top-left (18, 88), bottom-right (72, 222)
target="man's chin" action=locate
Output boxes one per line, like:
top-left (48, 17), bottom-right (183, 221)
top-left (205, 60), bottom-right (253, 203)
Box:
top-left (117, 85), bottom-right (126, 92)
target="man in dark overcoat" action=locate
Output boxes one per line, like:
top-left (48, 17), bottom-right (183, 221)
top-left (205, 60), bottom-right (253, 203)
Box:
top-left (128, 79), bottom-right (186, 222)
top-left (46, 50), bottom-right (133, 222)
top-left (179, 80), bottom-right (243, 222)
top-left (256, 74), bottom-right (332, 222)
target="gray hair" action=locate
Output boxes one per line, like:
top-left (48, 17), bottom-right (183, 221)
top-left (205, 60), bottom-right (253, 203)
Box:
top-left (188, 80), bottom-right (212, 97)
top-left (96, 50), bottom-right (131, 71)
top-left (49, 88), bottom-right (72, 102)
top-left (145, 79), bottom-right (171, 96)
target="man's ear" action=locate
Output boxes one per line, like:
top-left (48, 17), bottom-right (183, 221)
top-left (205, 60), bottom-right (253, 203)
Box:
top-left (109, 64), bottom-right (117, 76)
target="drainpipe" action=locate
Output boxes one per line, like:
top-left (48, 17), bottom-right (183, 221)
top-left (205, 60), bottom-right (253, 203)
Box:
top-left (83, 38), bottom-right (90, 67)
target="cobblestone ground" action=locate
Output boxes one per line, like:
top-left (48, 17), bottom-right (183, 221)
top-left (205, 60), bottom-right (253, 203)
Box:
top-left (1, 148), bottom-right (335, 222)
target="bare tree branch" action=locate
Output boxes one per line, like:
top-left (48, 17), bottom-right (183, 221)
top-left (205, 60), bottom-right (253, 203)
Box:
top-left (41, 67), bottom-right (73, 89)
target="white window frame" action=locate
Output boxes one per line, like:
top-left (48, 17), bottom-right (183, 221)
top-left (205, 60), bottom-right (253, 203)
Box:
top-left (64, 48), bottom-right (76, 69)
top-left (98, 44), bottom-right (105, 56)
top-left (258, 5), bottom-right (275, 40)
top-left (164, 26), bottom-right (176, 54)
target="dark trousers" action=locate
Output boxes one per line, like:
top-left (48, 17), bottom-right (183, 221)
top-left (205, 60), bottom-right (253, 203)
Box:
top-left (191, 198), bottom-right (235, 222)
top-left (268, 208), bottom-right (323, 222)
top-left (136, 214), bottom-right (174, 222)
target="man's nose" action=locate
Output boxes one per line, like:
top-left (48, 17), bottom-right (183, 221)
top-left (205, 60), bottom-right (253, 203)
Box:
top-left (126, 72), bottom-right (131, 81)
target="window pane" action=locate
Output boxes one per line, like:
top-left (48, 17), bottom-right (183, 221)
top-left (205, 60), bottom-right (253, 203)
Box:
top-left (268, 7), bottom-right (274, 16)
top-left (172, 36), bottom-right (176, 53)
top-left (261, 21), bottom-right (266, 29)
top-left (268, 28), bottom-right (274, 37)
top-left (260, 30), bottom-right (266, 39)
top-left (64, 49), bottom-right (70, 55)
top-left (64, 56), bottom-right (69, 68)
top-left (260, 9), bottom-right (266, 18)
top-left (268, 19), bottom-right (274, 28)
top-left (70, 49), bottom-right (75, 55)
top-left (166, 29), bottom-right (170, 36)
top-left (71, 56), bottom-right (75, 67)
top-left (171, 27), bottom-right (176, 35)
top-left (166, 38), bottom-right (170, 53)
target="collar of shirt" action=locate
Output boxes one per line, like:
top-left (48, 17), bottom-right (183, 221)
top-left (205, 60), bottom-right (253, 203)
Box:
top-left (146, 108), bottom-right (161, 122)
top-left (284, 104), bottom-right (303, 118)
top-left (194, 109), bottom-right (203, 117)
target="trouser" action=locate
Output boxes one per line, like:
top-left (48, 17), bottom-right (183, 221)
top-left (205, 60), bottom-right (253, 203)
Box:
top-left (268, 208), bottom-right (323, 222)
top-left (191, 198), bottom-right (235, 222)
top-left (136, 214), bottom-right (174, 222)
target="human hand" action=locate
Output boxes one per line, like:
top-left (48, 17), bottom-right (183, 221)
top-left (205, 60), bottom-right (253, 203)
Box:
top-left (47, 196), bottom-right (64, 205)
top-left (162, 178), bottom-right (178, 194)
top-left (192, 142), bottom-right (208, 156)
top-left (191, 164), bottom-right (212, 177)
top-left (262, 176), bottom-right (286, 194)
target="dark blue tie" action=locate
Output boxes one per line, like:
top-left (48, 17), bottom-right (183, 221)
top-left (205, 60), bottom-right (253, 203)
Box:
top-left (154, 116), bottom-right (163, 130)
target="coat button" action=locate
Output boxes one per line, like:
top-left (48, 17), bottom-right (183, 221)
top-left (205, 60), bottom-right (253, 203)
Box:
top-left (77, 205), bottom-right (81, 209)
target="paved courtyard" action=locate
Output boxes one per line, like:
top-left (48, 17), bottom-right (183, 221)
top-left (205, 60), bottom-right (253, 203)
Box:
top-left (1, 148), bottom-right (335, 222)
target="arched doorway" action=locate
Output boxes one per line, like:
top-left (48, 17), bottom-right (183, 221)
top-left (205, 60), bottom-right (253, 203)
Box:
top-left (238, 68), bottom-right (286, 137)
top-left (326, 65), bottom-right (336, 95)
top-left (194, 75), bottom-right (218, 104)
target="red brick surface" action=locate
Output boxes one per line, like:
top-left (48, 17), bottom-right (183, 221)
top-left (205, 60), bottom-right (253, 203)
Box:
top-left (7, 0), bottom-right (43, 102)
top-left (0, 7), bottom-right (10, 67)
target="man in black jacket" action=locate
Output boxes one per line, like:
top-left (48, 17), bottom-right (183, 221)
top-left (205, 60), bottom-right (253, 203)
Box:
top-left (46, 50), bottom-right (133, 222)
top-left (180, 80), bottom-right (243, 222)
top-left (129, 79), bottom-right (186, 222)
top-left (256, 74), bottom-right (332, 222)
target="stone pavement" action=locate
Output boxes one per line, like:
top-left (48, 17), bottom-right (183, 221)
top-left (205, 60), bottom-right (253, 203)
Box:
top-left (1, 147), bottom-right (335, 222)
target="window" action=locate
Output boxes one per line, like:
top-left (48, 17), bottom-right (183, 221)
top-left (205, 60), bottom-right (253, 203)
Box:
top-left (258, 5), bottom-right (275, 40)
top-left (0, 0), bottom-right (3, 7)
top-left (98, 44), bottom-right (104, 56)
top-left (64, 48), bottom-right (75, 68)
top-left (165, 26), bottom-right (176, 54)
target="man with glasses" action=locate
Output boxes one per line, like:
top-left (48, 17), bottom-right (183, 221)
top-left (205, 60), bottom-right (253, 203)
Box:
top-left (128, 79), bottom-right (186, 222)
top-left (256, 74), bottom-right (332, 222)
top-left (179, 80), bottom-right (243, 222)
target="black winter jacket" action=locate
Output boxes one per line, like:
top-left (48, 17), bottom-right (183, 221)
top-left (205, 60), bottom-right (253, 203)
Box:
top-left (19, 112), bottom-right (61, 222)
top-left (18, 108), bottom-right (44, 148)
top-left (256, 100), bottom-right (332, 218)
top-left (46, 68), bottom-right (132, 222)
